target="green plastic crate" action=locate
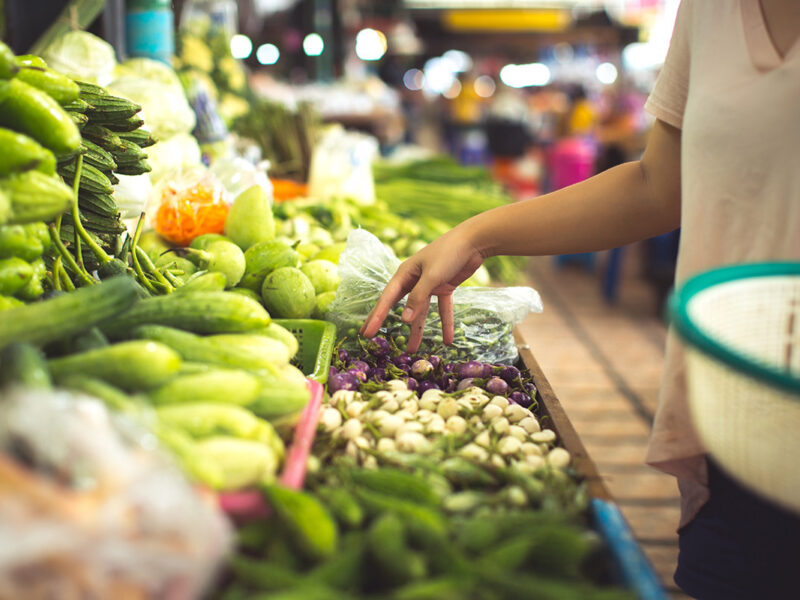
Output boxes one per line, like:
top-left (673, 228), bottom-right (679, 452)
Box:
top-left (274, 319), bottom-right (336, 383)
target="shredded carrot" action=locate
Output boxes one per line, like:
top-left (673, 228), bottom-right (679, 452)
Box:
top-left (154, 181), bottom-right (229, 246)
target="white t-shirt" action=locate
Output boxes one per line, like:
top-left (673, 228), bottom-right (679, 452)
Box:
top-left (644, 0), bottom-right (800, 528)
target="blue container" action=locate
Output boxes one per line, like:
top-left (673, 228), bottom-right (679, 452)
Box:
top-left (126, 0), bottom-right (175, 64)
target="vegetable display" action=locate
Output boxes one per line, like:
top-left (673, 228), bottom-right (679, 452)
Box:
top-left (0, 31), bottom-right (655, 600)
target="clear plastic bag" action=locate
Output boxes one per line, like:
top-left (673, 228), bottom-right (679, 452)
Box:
top-left (0, 387), bottom-right (232, 599)
top-left (327, 229), bottom-right (543, 364)
top-left (210, 156), bottom-right (273, 204)
top-left (308, 127), bottom-right (378, 205)
top-left (148, 167), bottom-right (229, 245)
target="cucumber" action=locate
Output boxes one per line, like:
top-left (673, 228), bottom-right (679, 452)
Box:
top-left (69, 111), bottom-right (89, 128)
top-left (15, 66), bottom-right (79, 104)
top-left (263, 485), bottom-right (339, 562)
top-left (148, 368), bottom-right (261, 406)
top-left (0, 42), bottom-right (19, 79)
top-left (0, 128), bottom-right (53, 176)
top-left (315, 487), bottom-right (364, 529)
top-left (197, 436), bottom-right (281, 490)
top-left (81, 139), bottom-right (117, 172)
top-left (85, 94), bottom-right (141, 120)
top-left (0, 79), bottom-right (80, 154)
top-left (0, 276), bottom-right (139, 350)
top-left (101, 291), bottom-right (271, 338)
top-left (0, 224), bottom-right (43, 261)
top-left (0, 257), bottom-right (33, 295)
top-left (130, 324), bottom-right (282, 373)
top-left (62, 98), bottom-right (90, 113)
top-left (49, 340), bottom-right (182, 391)
top-left (348, 468), bottom-right (441, 508)
top-left (0, 343), bottom-right (51, 389)
top-left (367, 513), bottom-right (427, 586)
top-left (114, 159), bottom-right (151, 176)
top-left (81, 124), bottom-right (125, 154)
top-left (257, 321), bottom-right (299, 358)
top-left (248, 376), bottom-right (311, 422)
top-left (206, 333), bottom-right (290, 365)
top-left (0, 170), bottom-right (72, 225)
top-left (118, 128), bottom-right (156, 148)
top-left (103, 115), bottom-right (145, 132)
top-left (57, 374), bottom-right (144, 414)
top-left (173, 271), bottom-right (227, 293)
top-left (15, 55), bottom-right (46, 69)
top-left (58, 159), bottom-right (114, 195)
top-left (228, 556), bottom-right (303, 591)
top-left (110, 138), bottom-right (146, 164)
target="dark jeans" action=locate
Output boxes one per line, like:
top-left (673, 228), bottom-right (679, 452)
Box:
top-left (675, 458), bottom-right (800, 599)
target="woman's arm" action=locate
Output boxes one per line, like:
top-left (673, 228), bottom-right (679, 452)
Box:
top-left (362, 119), bottom-right (682, 351)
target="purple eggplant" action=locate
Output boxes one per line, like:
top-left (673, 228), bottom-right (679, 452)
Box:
top-left (328, 372), bottom-right (360, 393)
top-left (348, 368), bottom-right (368, 383)
top-left (485, 376), bottom-right (509, 396)
top-left (411, 359), bottom-right (434, 380)
top-left (393, 353), bottom-right (413, 367)
top-left (524, 382), bottom-right (538, 398)
top-left (443, 363), bottom-right (457, 374)
top-left (369, 367), bottom-right (386, 382)
top-left (396, 363), bottom-right (411, 375)
top-left (458, 360), bottom-right (491, 380)
top-left (404, 377), bottom-right (418, 391)
top-left (428, 355), bottom-right (441, 369)
top-left (367, 336), bottom-right (391, 358)
top-left (337, 348), bottom-right (350, 365)
top-left (416, 380), bottom-right (440, 394)
top-left (497, 365), bottom-right (521, 383)
top-left (375, 356), bottom-right (390, 368)
top-left (509, 391), bottom-right (532, 407)
top-left (329, 365), bottom-right (339, 381)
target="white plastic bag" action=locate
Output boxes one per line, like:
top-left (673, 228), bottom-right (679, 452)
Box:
top-left (113, 172), bottom-right (153, 219)
top-left (43, 31), bottom-right (117, 86)
top-left (308, 127), bottom-right (378, 205)
top-left (327, 229), bottom-right (543, 364)
top-left (110, 76), bottom-right (197, 142)
top-left (0, 387), bottom-right (232, 599)
top-left (210, 156), bottom-right (273, 204)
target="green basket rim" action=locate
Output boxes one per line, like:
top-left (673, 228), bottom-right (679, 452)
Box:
top-left (667, 262), bottom-right (800, 395)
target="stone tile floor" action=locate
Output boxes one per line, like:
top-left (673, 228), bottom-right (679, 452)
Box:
top-left (515, 249), bottom-right (693, 600)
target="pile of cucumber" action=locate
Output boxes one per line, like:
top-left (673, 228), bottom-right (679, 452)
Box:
top-left (0, 275), bottom-right (311, 492)
top-left (56, 78), bottom-right (154, 266)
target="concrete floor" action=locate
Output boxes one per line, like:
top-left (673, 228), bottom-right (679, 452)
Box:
top-left (515, 248), bottom-right (692, 600)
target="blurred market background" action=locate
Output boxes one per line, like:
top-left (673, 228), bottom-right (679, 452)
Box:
top-left (1, 0), bottom-right (686, 596)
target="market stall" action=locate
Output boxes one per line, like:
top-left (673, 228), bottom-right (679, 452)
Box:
top-left (0, 3), bottom-right (673, 598)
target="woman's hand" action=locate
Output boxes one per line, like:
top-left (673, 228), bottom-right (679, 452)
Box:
top-left (360, 225), bottom-right (484, 352)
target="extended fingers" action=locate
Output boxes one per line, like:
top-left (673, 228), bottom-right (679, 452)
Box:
top-left (361, 263), bottom-right (419, 337)
top-left (438, 293), bottom-right (454, 345)
top-left (406, 295), bottom-right (431, 353)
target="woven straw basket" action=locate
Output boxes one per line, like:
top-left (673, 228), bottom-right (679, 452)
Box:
top-left (669, 263), bottom-right (800, 513)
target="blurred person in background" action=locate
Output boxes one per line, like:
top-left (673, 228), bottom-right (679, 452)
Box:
top-left (363, 1), bottom-right (800, 597)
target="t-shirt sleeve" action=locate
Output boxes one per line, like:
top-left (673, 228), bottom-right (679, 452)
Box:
top-left (644, 0), bottom-right (692, 129)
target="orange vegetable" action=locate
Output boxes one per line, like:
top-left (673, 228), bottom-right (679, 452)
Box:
top-left (270, 179), bottom-right (307, 202)
top-left (154, 180), bottom-right (229, 246)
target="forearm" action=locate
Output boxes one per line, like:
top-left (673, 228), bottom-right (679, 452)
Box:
top-left (463, 120), bottom-right (682, 258)
top-left (465, 161), bottom-right (677, 258)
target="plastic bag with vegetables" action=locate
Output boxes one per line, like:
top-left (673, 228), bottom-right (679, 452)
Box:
top-left (327, 229), bottom-right (543, 364)
top-left (148, 167), bottom-right (229, 245)
top-left (0, 386), bottom-right (232, 599)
